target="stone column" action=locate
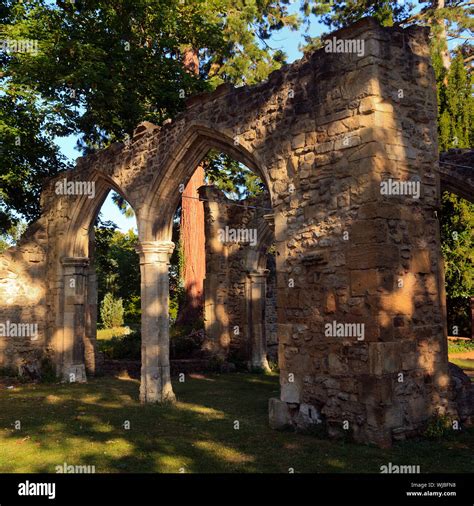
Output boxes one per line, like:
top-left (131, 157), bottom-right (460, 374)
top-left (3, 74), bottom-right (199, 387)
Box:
top-left (199, 186), bottom-right (231, 359)
top-left (61, 257), bottom-right (89, 383)
top-left (247, 269), bottom-right (271, 372)
top-left (137, 240), bottom-right (175, 403)
top-left (84, 227), bottom-right (98, 375)
top-left (84, 268), bottom-right (98, 375)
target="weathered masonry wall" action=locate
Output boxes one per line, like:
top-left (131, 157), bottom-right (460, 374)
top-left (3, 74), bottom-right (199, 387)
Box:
top-left (270, 22), bottom-right (452, 446)
top-left (265, 254), bottom-right (278, 363)
top-left (200, 186), bottom-right (274, 369)
top-left (0, 229), bottom-right (48, 374)
top-left (0, 18), bottom-right (468, 446)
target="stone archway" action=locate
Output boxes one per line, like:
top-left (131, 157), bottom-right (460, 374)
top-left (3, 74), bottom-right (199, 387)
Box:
top-left (137, 125), bottom-right (274, 402)
top-left (0, 18), bottom-right (461, 446)
top-left (50, 171), bottom-right (138, 383)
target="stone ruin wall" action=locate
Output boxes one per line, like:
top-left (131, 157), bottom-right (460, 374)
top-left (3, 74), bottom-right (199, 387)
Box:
top-left (264, 256), bottom-right (278, 363)
top-left (0, 226), bottom-right (49, 373)
top-left (268, 21), bottom-right (451, 446)
top-left (200, 186), bottom-right (275, 365)
top-left (0, 18), bottom-right (467, 445)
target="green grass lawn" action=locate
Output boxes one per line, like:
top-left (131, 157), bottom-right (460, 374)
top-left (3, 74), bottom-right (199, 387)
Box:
top-left (97, 327), bottom-right (133, 340)
top-left (0, 373), bottom-right (472, 473)
top-left (447, 339), bottom-right (474, 354)
top-left (450, 357), bottom-right (474, 373)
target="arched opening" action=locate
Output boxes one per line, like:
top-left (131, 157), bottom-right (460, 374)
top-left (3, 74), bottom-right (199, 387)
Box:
top-left (55, 173), bottom-right (140, 384)
top-left (438, 151), bottom-right (474, 382)
top-left (91, 191), bottom-right (140, 379)
top-left (137, 130), bottom-right (278, 402)
top-left (169, 148), bottom-right (276, 372)
top-left (439, 189), bottom-right (474, 381)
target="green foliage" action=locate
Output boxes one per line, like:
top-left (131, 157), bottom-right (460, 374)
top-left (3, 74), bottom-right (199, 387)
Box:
top-left (0, 221), bottom-right (26, 252)
top-left (170, 326), bottom-right (204, 359)
top-left (423, 410), bottom-right (455, 440)
top-left (94, 219), bottom-right (140, 324)
top-left (1, 0), bottom-right (302, 228)
top-left (441, 193), bottom-right (473, 299)
top-left (267, 359), bottom-right (280, 373)
top-left (203, 150), bottom-right (266, 200)
top-left (440, 192), bottom-right (473, 336)
top-left (100, 292), bottom-right (125, 329)
top-left (124, 295), bottom-right (141, 325)
top-left (94, 219), bottom-right (119, 298)
top-left (0, 365), bottom-right (18, 378)
top-left (448, 339), bottom-right (474, 354)
top-left (445, 297), bottom-right (471, 338)
top-left (437, 51), bottom-right (473, 151)
top-left (39, 356), bottom-right (58, 384)
top-left (111, 193), bottom-right (135, 219)
top-left (169, 294), bottom-right (180, 324)
top-left (0, 93), bottom-right (68, 231)
top-left (98, 331), bottom-right (141, 360)
top-left (310, 0), bottom-right (412, 29)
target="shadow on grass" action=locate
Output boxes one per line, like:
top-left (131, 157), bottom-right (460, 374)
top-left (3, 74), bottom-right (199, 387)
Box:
top-left (0, 373), bottom-right (473, 473)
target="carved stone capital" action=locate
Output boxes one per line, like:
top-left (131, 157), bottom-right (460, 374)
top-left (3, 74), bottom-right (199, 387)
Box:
top-left (136, 241), bottom-right (175, 264)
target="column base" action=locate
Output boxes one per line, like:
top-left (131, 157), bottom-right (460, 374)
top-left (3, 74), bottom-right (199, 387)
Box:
top-left (139, 366), bottom-right (176, 403)
top-left (63, 364), bottom-right (87, 383)
top-left (250, 357), bottom-right (272, 373)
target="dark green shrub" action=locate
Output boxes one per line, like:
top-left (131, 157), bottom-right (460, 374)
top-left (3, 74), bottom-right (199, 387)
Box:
top-left (424, 411), bottom-right (455, 439)
top-left (98, 331), bottom-right (141, 360)
top-left (100, 293), bottom-right (124, 329)
top-left (40, 357), bottom-right (58, 383)
top-left (124, 295), bottom-right (141, 324)
top-left (0, 366), bottom-right (18, 378)
top-left (170, 326), bottom-right (204, 359)
top-left (207, 355), bottom-right (225, 372)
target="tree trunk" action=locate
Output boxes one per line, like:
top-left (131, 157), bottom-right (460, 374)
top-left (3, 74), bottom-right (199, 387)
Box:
top-left (177, 48), bottom-right (206, 326)
top-left (433, 0), bottom-right (451, 72)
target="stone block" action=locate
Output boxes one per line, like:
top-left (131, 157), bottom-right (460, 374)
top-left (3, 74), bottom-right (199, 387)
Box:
top-left (324, 290), bottom-right (337, 314)
top-left (351, 219), bottom-right (387, 244)
top-left (281, 376), bottom-right (301, 403)
top-left (294, 402), bottom-right (322, 430)
top-left (359, 374), bottom-right (393, 406)
top-left (328, 353), bottom-right (348, 374)
top-left (63, 364), bottom-right (87, 383)
top-left (357, 202), bottom-right (413, 220)
top-left (347, 244), bottom-right (399, 269)
top-left (369, 342), bottom-right (401, 376)
top-left (350, 269), bottom-right (380, 295)
top-left (411, 250), bottom-right (431, 273)
top-left (292, 133), bottom-right (305, 150)
top-left (268, 398), bottom-right (293, 430)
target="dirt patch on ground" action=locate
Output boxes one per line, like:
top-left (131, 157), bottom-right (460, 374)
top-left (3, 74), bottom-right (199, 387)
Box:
top-left (450, 351), bottom-right (474, 360)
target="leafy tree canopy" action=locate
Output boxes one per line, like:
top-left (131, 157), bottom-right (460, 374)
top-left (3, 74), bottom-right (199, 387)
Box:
top-left (203, 150), bottom-right (266, 200)
top-left (1, 0), bottom-right (302, 231)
